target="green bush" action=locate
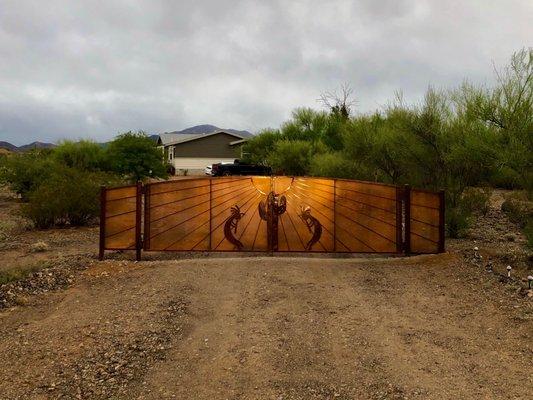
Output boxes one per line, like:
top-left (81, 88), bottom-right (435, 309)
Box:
top-left (461, 187), bottom-right (492, 216)
top-left (501, 197), bottom-right (533, 227)
top-left (106, 131), bottom-right (167, 182)
top-left (501, 196), bottom-right (533, 249)
top-left (268, 140), bottom-right (313, 175)
top-left (52, 140), bottom-right (108, 171)
top-left (309, 152), bottom-right (356, 179)
top-left (22, 166), bottom-right (106, 228)
top-left (491, 166), bottom-right (522, 189)
top-left (446, 206), bottom-right (472, 238)
top-left (0, 151), bottom-right (56, 200)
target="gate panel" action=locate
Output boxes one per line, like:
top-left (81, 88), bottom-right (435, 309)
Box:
top-left (409, 189), bottom-right (444, 253)
top-left (100, 184), bottom-right (139, 253)
top-left (145, 178), bottom-right (211, 251)
top-left (121, 176), bottom-right (446, 256)
top-left (210, 177), bottom-right (264, 251)
top-left (334, 180), bottom-right (399, 253)
top-left (280, 177), bottom-right (335, 252)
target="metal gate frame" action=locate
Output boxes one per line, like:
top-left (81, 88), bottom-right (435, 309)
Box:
top-left (99, 177), bottom-right (445, 260)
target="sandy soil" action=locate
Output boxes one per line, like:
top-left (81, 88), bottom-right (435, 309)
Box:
top-left (0, 188), bottom-right (531, 399)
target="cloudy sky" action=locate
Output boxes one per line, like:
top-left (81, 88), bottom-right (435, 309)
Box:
top-left (0, 0), bottom-right (531, 145)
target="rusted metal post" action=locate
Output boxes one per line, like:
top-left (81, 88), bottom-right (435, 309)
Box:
top-left (333, 179), bottom-right (337, 252)
top-left (438, 189), bottom-right (446, 253)
top-left (209, 179), bottom-right (212, 251)
top-left (99, 185), bottom-right (106, 261)
top-left (143, 183), bottom-right (151, 251)
top-left (395, 185), bottom-right (403, 254)
top-left (404, 184), bottom-right (411, 255)
top-left (135, 181), bottom-right (142, 261)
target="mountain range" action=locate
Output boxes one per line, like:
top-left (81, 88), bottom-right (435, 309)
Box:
top-left (0, 125), bottom-right (254, 152)
top-left (161, 124), bottom-right (253, 138)
top-left (0, 141), bottom-right (56, 152)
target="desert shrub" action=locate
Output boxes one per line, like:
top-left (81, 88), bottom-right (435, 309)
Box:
top-left (241, 129), bottom-right (280, 164)
top-left (268, 140), bottom-right (314, 175)
top-left (446, 206), bottom-right (471, 238)
top-left (501, 195), bottom-right (533, 248)
top-left (491, 166), bottom-right (523, 189)
top-left (446, 187), bottom-right (493, 238)
top-left (0, 151), bottom-right (56, 200)
top-left (22, 166), bottom-right (107, 228)
top-left (501, 196), bottom-right (533, 227)
top-left (52, 140), bottom-right (108, 171)
top-left (309, 152), bottom-right (357, 179)
top-left (461, 187), bottom-right (492, 216)
top-left (106, 131), bottom-right (167, 182)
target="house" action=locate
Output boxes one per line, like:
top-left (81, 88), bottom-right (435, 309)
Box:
top-left (157, 130), bottom-right (248, 173)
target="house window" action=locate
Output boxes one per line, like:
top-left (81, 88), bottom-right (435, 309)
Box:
top-left (169, 146), bottom-right (173, 160)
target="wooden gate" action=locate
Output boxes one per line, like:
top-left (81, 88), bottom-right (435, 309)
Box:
top-left (99, 177), bottom-right (445, 259)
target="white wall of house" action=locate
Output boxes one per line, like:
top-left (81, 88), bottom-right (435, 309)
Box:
top-left (171, 157), bottom-right (236, 170)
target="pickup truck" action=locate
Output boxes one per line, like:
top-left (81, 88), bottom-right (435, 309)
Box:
top-left (210, 159), bottom-right (272, 177)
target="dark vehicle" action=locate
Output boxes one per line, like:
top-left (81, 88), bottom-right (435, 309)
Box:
top-left (210, 159), bottom-right (272, 176)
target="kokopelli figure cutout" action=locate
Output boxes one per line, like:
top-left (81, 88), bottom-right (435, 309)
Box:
top-left (298, 205), bottom-right (322, 250)
top-left (224, 205), bottom-right (245, 250)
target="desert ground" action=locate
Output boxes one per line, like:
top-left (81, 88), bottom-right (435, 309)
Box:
top-left (0, 188), bottom-right (531, 400)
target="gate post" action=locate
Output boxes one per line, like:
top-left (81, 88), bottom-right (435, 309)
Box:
top-left (135, 181), bottom-right (142, 261)
top-left (143, 183), bottom-right (151, 251)
top-left (395, 186), bottom-right (403, 254)
top-left (99, 185), bottom-right (106, 261)
top-left (404, 184), bottom-right (411, 255)
top-left (438, 189), bottom-right (445, 253)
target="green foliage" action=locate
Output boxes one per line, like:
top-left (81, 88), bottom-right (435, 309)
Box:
top-left (243, 49), bottom-right (531, 238)
top-left (268, 140), bottom-right (314, 175)
top-left (0, 151), bottom-right (56, 200)
top-left (241, 129), bottom-right (280, 164)
top-left (501, 195), bottom-right (533, 249)
top-left (446, 188), bottom-right (492, 238)
top-left (106, 131), bottom-right (167, 182)
top-left (461, 187), bottom-right (492, 216)
top-left (446, 206), bottom-right (471, 239)
top-left (0, 132), bottom-right (162, 229)
top-left (21, 165), bottom-right (108, 228)
top-left (0, 263), bottom-right (45, 285)
top-left (309, 152), bottom-right (357, 179)
top-left (52, 140), bottom-right (108, 171)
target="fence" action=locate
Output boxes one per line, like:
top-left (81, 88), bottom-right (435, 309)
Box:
top-left (99, 176), bottom-right (444, 260)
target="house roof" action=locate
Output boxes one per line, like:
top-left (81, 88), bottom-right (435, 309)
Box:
top-left (158, 130), bottom-right (247, 146)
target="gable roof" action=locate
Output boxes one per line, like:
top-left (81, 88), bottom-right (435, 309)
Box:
top-left (158, 130), bottom-right (247, 146)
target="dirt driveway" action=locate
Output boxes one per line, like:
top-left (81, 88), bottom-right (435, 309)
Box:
top-left (0, 253), bottom-right (531, 399)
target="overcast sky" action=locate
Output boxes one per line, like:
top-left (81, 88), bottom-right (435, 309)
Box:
top-left (0, 0), bottom-right (531, 145)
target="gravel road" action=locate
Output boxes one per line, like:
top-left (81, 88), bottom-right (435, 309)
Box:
top-left (0, 254), bottom-right (531, 399)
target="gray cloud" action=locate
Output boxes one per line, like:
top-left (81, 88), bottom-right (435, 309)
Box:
top-left (0, 0), bottom-right (531, 145)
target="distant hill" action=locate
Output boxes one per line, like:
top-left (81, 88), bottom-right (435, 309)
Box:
top-left (0, 141), bottom-right (18, 151)
top-left (0, 141), bottom-right (56, 152)
top-left (0, 125), bottom-right (253, 152)
top-left (162, 124), bottom-right (253, 138)
top-left (18, 141), bottom-right (56, 151)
